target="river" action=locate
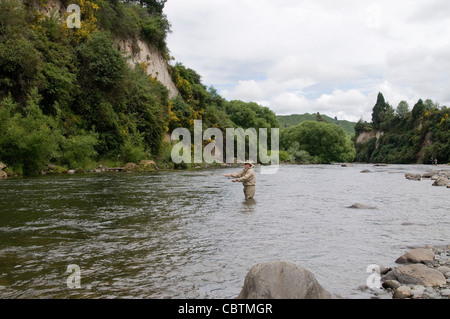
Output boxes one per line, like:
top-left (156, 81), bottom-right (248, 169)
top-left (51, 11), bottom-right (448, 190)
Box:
top-left (0, 164), bottom-right (448, 299)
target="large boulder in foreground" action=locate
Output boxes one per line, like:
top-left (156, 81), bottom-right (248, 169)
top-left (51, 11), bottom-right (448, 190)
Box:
top-left (237, 261), bottom-right (332, 299)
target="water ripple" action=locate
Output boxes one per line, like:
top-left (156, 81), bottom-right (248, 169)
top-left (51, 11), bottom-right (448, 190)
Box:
top-left (0, 165), bottom-right (449, 298)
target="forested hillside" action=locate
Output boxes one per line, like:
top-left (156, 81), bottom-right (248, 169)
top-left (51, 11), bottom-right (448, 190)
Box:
top-left (1, 1), bottom-right (448, 176)
top-left (277, 113), bottom-right (356, 136)
top-left (0, 0), bottom-right (279, 175)
top-left (354, 93), bottom-right (449, 164)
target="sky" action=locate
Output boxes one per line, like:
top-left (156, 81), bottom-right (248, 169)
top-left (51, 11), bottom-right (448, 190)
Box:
top-left (164, 0), bottom-right (450, 122)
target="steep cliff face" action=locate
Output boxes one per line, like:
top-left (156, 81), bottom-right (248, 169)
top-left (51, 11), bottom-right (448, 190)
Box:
top-left (116, 39), bottom-right (179, 98)
top-left (355, 130), bottom-right (383, 145)
top-left (41, 0), bottom-right (179, 98)
top-left (41, 0), bottom-right (63, 16)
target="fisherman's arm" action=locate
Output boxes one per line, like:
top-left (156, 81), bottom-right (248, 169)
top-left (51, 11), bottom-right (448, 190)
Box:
top-left (226, 170), bottom-right (244, 178)
top-left (237, 171), bottom-right (252, 183)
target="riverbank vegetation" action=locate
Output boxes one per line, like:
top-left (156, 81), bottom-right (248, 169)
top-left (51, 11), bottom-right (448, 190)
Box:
top-left (280, 121), bottom-right (355, 164)
top-left (1, 1), bottom-right (448, 177)
top-left (0, 0), bottom-right (281, 176)
top-left (278, 113), bottom-right (356, 136)
top-left (354, 93), bottom-right (449, 164)
top-left (0, 0), bottom-right (172, 175)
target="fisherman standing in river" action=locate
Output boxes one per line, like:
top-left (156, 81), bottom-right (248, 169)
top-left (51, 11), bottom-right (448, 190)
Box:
top-left (224, 161), bottom-right (256, 199)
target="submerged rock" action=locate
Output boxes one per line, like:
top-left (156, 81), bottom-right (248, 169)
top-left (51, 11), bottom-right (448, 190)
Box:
top-left (405, 173), bottom-right (421, 181)
top-left (347, 203), bottom-right (376, 209)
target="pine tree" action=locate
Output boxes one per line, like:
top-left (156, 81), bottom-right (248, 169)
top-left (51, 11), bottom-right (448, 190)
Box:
top-left (371, 92), bottom-right (387, 130)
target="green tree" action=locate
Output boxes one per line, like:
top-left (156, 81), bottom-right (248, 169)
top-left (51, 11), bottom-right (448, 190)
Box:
top-left (169, 63), bottom-right (237, 135)
top-left (225, 100), bottom-right (279, 151)
top-left (0, 90), bottom-right (61, 175)
top-left (61, 133), bottom-right (99, 169)
top-left (122, 65), bottom-right (169, 155)
top-left (354, 118), bottom-right (371, 136)
top-left (140, 0), bottom-right (167, 15)
top-left (281, 121), bottom-right (355, 163)
top-left (286, 142), bottom-right (315, 164)
top-left (411, 99), bottom-right (425, 121)
top-left (371, 92), bottom-right (387, 130)
top-left (379, 103), bottom-right (395, 131)
top-left (0, 0), bottom-right (45, 105)
top-left (424, 99), bottom-right (439, 111)
top-left (76, 32), bottom-right (126, 92)
top-left (225, 100), bottom-right (279, 130)
top-left (34, 15), bottom-right (80, 116)
top-left (316, 112), bottom-right (325, 122)
top-left (396, 101), bottom-right (410, 119)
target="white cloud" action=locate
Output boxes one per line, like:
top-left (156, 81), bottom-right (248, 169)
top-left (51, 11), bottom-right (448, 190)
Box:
top-left (269, 89), bottom-right (370, 122)
top-left (165, 0), bottom-right (450, 121)
top-left (221, 80), bottom-right (265, 102)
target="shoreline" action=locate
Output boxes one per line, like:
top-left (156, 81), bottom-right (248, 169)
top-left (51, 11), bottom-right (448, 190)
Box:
top-left (369, 245), bottom-right (450, 299)
top-left (1, 161), bottom-right (450, 181)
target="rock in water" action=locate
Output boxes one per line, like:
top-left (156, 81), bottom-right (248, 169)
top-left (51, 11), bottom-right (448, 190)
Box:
top-left (237, 261), bottom-right (332, 299)
top-left (347, 203), bottom-right (376, 209)
top-left (383, 264), bottom-right (446, 287)
top-left (405, 173), bottom-right (421, 181)
top-left (432, 177), bottom-right (449, 187)
top-left (395, 248), bottom-right (435, 264)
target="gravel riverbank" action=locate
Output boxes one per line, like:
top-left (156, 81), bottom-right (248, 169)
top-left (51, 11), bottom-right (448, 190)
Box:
top-left (370, 245), bottom-right (450, 299)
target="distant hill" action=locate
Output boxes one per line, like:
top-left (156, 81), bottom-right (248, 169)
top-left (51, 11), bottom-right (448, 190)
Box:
top-left (277, 113), bottom-right (356, 136)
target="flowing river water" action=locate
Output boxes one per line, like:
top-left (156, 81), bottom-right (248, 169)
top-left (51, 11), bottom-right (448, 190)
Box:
top-left (0, 164), bottom-right (448, 299)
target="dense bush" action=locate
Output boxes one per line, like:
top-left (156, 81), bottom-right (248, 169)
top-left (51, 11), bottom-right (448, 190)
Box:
top-left (0, 0), bottom-right (172, 174)
top-left (281, 121), bottom-right (355, 164)
top-left (0, 91), bottom-right (61, 175)
top-left (355, 93), bottom-right (449, 164)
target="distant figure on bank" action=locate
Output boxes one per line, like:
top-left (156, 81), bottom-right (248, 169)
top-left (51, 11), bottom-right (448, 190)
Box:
top-left (224, 161), bottom-right (256, 199)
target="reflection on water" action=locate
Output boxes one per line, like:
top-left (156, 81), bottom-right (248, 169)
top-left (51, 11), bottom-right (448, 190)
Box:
top-left (0, 164), bottom-right (449, 299)
top-left (241, 199), bottom-right (256, 215)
